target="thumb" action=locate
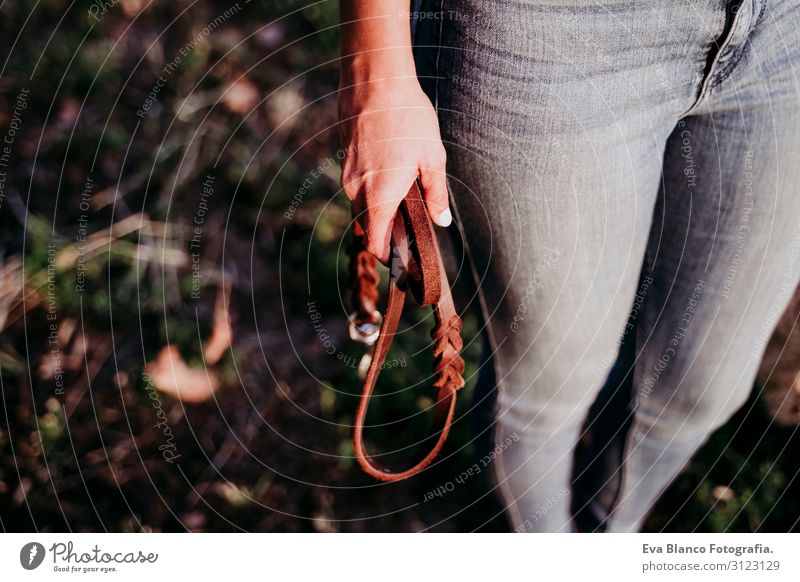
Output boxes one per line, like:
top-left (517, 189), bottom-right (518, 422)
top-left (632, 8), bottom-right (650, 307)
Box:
top-left (419, 165), bottom-right (451, 227)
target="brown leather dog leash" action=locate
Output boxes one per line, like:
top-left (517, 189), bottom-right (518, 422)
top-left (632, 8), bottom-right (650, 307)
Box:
top-left (348, 181), bottom-right (465, 482)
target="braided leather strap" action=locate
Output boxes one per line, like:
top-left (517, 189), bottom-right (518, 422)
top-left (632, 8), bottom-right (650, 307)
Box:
top-left (352, 181), bottom-right (464, 482)
top-left (431, 314), bottom-right (465, 392)
top-left (348, 221), bottom-right (380, 325)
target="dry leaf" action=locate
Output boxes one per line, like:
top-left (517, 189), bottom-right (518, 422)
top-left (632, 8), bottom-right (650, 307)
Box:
top-left (711, 485), bottom-right (735, 504)
top-left (121, 0), bottom-right (146, 18)
top-left (222, 78), bottom-right (260, 115)
top-left (146, 345), bottom-right (219, 404)
top-left (204, 284), bottom-right (233, 365)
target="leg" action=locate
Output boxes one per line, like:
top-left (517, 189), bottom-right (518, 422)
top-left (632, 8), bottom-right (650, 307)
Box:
top-left (417, 0), bottom-right (723, 531)
top-left (571, 295), bottom-right (640, 532)
top-left (608, 0), bottom-right (800, 530)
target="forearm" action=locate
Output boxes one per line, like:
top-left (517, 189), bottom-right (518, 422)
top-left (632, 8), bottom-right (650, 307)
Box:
top-left (338, 2), bottom-right (449, 262)
top-left (339, 0), bottom-right (417, 86)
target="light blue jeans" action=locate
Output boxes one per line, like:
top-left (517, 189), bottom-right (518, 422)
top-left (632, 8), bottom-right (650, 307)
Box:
top-left (413, 0), bottom-right (800, 531)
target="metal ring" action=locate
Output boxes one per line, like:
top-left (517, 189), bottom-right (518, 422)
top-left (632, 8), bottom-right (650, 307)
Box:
top-left (348, 310), bottom-right (383, 346)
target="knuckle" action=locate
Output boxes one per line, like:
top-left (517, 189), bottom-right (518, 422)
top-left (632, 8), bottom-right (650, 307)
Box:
top-left (341, 180), bottom-right (360, 201)
top-left (340, 159), bottom-right (356, 179)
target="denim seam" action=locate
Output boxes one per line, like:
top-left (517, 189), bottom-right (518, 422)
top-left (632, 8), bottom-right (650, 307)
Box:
top-left (432, 0), bottom-right (503, 423)
top-left (605, 283), bottom-right (653, 532)
top-left (432, 0), bottom-right (520, 529)
top-left (494, 433), bottom-right (525, 530)
top-left (607, 419), bottom-right (646, 532)
top-left (708, 0), bottom-right (768, 92)
top-left (680, 0), bottom-right (753, 117)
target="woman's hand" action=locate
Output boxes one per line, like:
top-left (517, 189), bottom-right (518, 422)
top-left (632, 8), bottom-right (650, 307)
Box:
top-left (338, 1), bottom-right (450, 264)
top-left (339, 78), bottom-right (450, 264)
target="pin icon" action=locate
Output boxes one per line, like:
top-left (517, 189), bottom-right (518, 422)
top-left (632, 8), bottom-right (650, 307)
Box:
top-left (20, 542), bottom-right (46, 570)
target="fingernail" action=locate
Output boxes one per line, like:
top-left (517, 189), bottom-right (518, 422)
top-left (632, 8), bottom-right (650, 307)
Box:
top-left (435, 208), bottom-right (452, 227)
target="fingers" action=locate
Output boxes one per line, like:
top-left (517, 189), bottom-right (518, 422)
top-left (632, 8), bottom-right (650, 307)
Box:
top-left (419, 155), bottom-right (451, 227)
top-left (343, 148), bottom-right (449, 265)
top-left (346, 175), bottom-right (408, 265)
top-left (361, 199), bottom-right (394, 264)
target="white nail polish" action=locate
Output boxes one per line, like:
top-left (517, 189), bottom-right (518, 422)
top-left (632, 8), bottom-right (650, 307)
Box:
top-left (436, 208), bottom-right (452, 227)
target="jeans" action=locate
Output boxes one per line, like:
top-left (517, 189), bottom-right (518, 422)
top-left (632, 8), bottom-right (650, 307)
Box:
top-left (413, 0), bottom-right (800, 531)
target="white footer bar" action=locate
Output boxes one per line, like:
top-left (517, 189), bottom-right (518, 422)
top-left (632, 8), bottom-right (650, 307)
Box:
top-left (1, 533), bottom-right (797, 581)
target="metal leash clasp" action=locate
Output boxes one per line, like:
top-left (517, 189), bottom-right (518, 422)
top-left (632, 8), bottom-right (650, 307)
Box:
top-left (348, 310), bottom-right (383, 380)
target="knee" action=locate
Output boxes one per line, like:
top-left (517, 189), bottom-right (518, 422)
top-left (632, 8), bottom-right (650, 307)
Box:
top-left (493, 325), bottom-right (629, 436)
top-left (687, 383), bottom-right (751, 433)
top-left (496, 375), bottom-right (603, 437)
top-left (636, 378), bottom-right (752, 440)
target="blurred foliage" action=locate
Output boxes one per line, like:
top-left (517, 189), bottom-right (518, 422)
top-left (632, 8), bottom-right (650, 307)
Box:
top-left (0, 0), bottom-right (501, 532)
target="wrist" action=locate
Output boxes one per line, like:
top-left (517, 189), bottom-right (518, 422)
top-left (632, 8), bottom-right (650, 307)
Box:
top-left (340, 50), bottom-right (417, 87)
top-left (339, 71), bottom-right (422, 118)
